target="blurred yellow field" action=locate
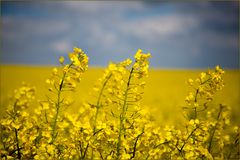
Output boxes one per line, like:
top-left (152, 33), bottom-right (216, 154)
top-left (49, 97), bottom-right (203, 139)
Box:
top-left (1, 65), bottom-right (239, 125)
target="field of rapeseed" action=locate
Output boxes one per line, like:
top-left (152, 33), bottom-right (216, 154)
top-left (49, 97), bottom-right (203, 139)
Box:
top-left (0, 47), bottom-right (239, 159)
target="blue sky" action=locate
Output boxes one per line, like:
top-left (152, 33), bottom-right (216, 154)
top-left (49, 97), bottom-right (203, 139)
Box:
top-left (1, 1), bottom-right (239, 69)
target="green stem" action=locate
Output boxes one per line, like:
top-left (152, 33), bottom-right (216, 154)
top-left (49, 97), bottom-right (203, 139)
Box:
top-left (81, 143), bottom-right (89, 160)
top-left (192, 77), bottom-right (211, 119)
top-left (227, 131), bottom-right (240, 159)
top-left (52, 64), bottom-right (72, 143)
top-left (14, 128), bottom-right (21, 159)
top-left (194, 88), bottom-right (199, 119)
top-left (93, 74), bottom-right (112, 133)
top-left (117, 68), bottom-right (134, 160)
top-left (194, 107), bottom-right (197, 119)
top-left (179, 126), bottom-right (199, 152)
top-left (208, 105), bottom-right (223, 153)
top-left (90, 74), bottom-right (112, 159)
top-left (130, 131), bottom-right (144, 159)
top-left (12, 100), bottom-right (21, 159)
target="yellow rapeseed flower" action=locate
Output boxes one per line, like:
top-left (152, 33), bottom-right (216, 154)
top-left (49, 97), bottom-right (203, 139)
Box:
top-left (59, 56), bottom-right (64, 64)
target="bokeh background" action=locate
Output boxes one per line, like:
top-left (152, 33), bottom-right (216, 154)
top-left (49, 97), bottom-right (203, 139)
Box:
top-left (1, 1), bottom-right (239, 69)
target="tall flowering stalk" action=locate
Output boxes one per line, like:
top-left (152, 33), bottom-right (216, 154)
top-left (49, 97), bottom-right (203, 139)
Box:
top-left (185, 65), bottom-right (225, 119)
top-left (86, 49), bottom-right (150, 159)
top-left (45, 47), bottom-right (88, 143)
top-left (115, 49), bottom-right (151, 159)
top-left (92, 64), bottom-right (116, 134)
top-left (168, 65), bottom-right (230, 159)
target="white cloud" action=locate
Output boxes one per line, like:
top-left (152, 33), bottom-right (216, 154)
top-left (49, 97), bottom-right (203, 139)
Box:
top-left (84, 24), bottom-right (118, 48)
top-left (51, 40), bottom-right (72, 54)
top-left (2, 16), bottom-right (71, 40)
top-left (2, 3), bottom-right (201, 55)
top-left (115, 14), bottom-right (199, 41)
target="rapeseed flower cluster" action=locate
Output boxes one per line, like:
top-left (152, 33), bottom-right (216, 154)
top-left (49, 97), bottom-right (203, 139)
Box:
top-left (0, 47), bottom-right (239, 160)
top-left (0, 83), bottom-right (36, 159)
top-left (185, 65), bottom-right (225, 119)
